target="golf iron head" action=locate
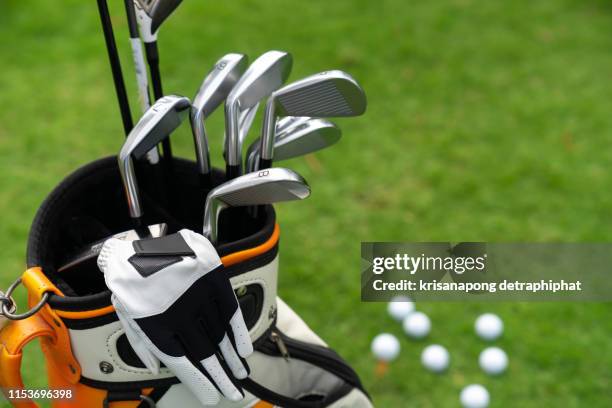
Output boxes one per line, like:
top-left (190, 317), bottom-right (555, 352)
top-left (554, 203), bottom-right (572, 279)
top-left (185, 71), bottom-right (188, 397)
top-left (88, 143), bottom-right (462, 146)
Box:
top-left (133, 0), bottom-right (183, 41)
top-left (246, 118), bottom-right (341, 172)
top-left (118, 95), bottom-right (190, 222)
top-left (275, 116), bottom-right (311, 137)
top-left (224, 50), bottom-right (293, 178)
top-left (191, 53), bottom-right (248, 184)
top-left (202, 167), bottom-right (310, 242)
top-left (259, 70), bottom-right (366, 169)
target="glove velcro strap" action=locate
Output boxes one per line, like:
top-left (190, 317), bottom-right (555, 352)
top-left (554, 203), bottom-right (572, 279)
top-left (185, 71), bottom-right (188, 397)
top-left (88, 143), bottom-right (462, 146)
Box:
top-left (128, 233), bottom-right (196, 278)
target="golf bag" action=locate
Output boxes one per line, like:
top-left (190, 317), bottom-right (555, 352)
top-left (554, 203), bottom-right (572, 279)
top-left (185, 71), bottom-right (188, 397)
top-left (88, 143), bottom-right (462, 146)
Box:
top-left (0, 157), bottom-right (372, 408)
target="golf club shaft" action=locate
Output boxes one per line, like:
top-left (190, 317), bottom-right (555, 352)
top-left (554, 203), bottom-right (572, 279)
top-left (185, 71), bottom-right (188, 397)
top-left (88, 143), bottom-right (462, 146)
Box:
top-left (124, 0), bottom-right (160, 164)
top-left (144, 42), bottom-right (173, 165)
top-left (96, 0), bottom-right (133, 136)
top-left (124, 0), bottom-right (151, 111)
top-left (124, 0), bottom-right (171, 211)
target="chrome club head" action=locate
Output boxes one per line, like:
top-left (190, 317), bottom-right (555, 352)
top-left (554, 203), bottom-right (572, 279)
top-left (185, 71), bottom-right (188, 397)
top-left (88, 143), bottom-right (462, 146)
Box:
top-left (246, 119), bottom-right (341, 172)
top-left (118, 95), bottom-right (190, 221)
top-left (275, 116), bottom-right (311, 137)
top-left (133, 0), bottom-right (183, 40)
top-left (191, 54), bottom-right (248, 183)
top-left (224, 50), bottom-right (293, 178)
top-left (259, 70), bottom-right (366, 169)
top-left (203, 168), bottom-right (310, 242)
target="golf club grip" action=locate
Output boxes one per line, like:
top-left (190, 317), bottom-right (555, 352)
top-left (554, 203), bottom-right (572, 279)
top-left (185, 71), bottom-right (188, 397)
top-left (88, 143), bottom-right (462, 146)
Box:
top-left (144, 43), bottom-right (163, 102)
top-left (226, 165), bottom-right (241, 180)
top-left (258, 158), bottom-right (272, 171)
top-left (96, 0), bottom-right (133, 136)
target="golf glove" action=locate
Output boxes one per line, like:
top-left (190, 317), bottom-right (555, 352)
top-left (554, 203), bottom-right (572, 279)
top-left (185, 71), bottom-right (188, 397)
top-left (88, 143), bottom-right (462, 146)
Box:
top-left (97, 229), bottom-right (253, 405)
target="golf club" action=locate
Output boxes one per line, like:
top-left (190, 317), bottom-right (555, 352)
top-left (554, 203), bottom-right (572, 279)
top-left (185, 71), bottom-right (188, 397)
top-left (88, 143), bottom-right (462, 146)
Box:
top-left (222, 102), bottom-right (260, 162)
top-left (245, 118), bottom-right (341, 172)
top-left (118, 95), bottom-right (190, 230)
top-left (134, 0), bottom-right (183, 166)
top-left (275, 116), bottom-right (311, 137)
top-left (96, 0), bottom-right (133, 136)
top-left (124, 0), bottom-right (160, 165)
top-left (191, 53), bottom-right (248, 188)
top-left (259, 70), bottom-right (367, 170)
top-left (238, 102), bottom-right (259, 146)
top-left (224, 50), bottom-right (293, 179)
top-left (202, 168), bottom-right (310, 243)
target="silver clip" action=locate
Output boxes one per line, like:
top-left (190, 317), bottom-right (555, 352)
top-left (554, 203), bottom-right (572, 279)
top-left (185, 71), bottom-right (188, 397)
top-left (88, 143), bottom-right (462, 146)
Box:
top-left (0, 278), bottom-right (49, 321)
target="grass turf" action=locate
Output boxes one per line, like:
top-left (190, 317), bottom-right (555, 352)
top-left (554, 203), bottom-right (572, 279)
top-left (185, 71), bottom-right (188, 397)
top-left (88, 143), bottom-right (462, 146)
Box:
top-left (1, 0), bottom-right (611, 406)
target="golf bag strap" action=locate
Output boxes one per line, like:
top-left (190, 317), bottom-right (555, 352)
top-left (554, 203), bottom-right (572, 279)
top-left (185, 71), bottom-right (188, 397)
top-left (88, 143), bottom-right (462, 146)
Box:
top-left (241, 377), bottom-right (353, 408)
top-left (21, 268), bottom-right (81, 382)
top-left (0, 312), bottom-right (54, 408)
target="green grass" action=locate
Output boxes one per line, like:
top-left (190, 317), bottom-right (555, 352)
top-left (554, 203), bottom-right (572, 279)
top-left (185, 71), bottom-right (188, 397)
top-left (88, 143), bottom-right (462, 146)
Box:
top-left (1, 0), bottom-right (612, 406)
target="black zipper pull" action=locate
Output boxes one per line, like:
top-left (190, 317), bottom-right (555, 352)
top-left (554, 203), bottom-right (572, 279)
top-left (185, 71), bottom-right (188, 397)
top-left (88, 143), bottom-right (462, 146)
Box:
top-left (271, 331), bottom-right (290, 361)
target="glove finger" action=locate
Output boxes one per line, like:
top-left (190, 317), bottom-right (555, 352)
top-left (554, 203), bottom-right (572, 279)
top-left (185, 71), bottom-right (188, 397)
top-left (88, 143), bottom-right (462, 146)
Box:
top-left (208, 280), bottom-right (252, 357)
top-left (229, 307), bottom-right (253, 358)
top-left (185, 320), bottom-right (245, 400)
top-left (177, 326), bottom-right (243, 398)
top-left (200, 298), bottom-right (225, 345)
top-left (210, 275), bottom-right (240, 322)
top-left (202, 298), bottom-right (251, 363)
top-left (218, 333), bottom-right (248, 379)
top-left (112, 297), bottom-right (160, 373)
top-left (200, 354), bottom-right (244, 402)
top-left (156, 350), bottom-right (222, 406)
top-left (199, 307), bottom-right (249, 378)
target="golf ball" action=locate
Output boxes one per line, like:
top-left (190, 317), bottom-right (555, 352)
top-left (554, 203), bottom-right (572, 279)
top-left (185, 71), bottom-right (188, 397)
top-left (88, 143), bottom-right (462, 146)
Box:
top-left (387, 296), bottom-right (415, 321)
top-left (460, 384), bottom-right (490, 408)
top-left (421, 344), bottom-right (450, 373)
top-left (403, 311), bottom-right (431, 339)
top-left (479, 346), bottom-right (508, 375)
top-left (475, 313), bottom-right (503, 341)
top-left (371, 333), bottom-right (400, 362)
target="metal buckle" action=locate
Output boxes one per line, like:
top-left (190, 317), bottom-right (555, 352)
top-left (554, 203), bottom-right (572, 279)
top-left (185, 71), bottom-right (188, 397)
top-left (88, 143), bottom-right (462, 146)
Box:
top-left (0, 278), bottom-right (49, 320)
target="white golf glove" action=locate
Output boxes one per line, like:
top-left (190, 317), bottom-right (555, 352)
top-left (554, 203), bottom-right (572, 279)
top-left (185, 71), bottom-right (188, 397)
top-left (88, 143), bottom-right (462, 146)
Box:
top-left (97, 229), bottom-right (253, 405)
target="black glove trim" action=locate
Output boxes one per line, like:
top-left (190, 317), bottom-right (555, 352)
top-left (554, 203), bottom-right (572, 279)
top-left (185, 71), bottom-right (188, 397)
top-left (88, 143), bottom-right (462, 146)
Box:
top-left (132, 233), bottom-right (195, 257)
top-left (128, 255), bottom-right (183, 277)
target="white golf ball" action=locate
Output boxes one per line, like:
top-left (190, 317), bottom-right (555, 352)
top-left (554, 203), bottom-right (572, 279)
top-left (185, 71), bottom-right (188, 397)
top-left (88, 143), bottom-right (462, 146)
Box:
top-left (403, 311), bottom-right (431, 339)
top-left (421, 344), bottom-right (450, 373)
top-left (475, 313), bottom-right (503, 341)
top-left (387, 296), bottom-right (415, 321)
top-left (371, 333), bottom-right (400, 362)
top-left (460, 384), bottom-right (490, 408)
top-left (479, 346), bottom-right (508, 375)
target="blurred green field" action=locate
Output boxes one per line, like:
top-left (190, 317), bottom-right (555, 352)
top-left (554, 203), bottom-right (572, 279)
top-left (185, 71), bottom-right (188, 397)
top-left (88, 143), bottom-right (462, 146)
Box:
top-left (1, 0), bottom-right (611, 406)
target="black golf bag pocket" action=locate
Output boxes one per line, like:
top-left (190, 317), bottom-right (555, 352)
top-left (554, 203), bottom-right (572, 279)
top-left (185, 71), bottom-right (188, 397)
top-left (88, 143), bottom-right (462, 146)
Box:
top-left (0, 157), bottom-right (371, 407)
